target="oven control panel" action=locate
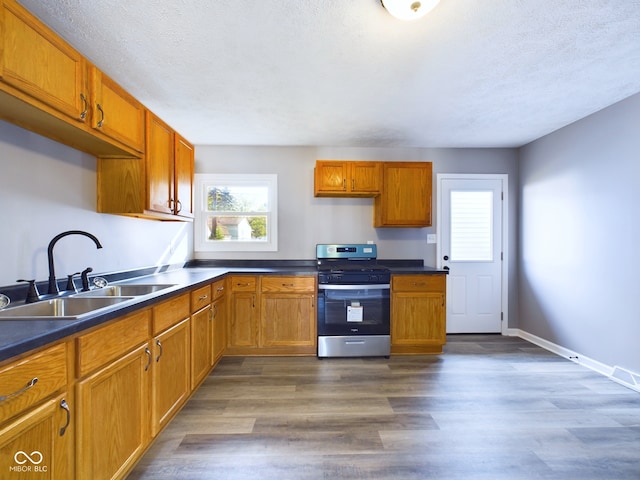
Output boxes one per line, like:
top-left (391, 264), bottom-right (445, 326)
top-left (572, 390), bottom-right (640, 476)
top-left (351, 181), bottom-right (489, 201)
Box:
top-left (318, 272), bottom-right (391, 284)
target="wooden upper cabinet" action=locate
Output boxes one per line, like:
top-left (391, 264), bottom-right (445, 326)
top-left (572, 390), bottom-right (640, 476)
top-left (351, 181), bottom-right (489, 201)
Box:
top-left (314, 160), bottom-right (381, 197)
top-left (174, 133), bottom-right (195, 219)
top-left (146, 111), bottom-right (175, 216)
top-left (0, 0), bottom-right (145, 157)
top-left (146, 112), bottom-right (195, 219)
top-left (90, 67), bottom-right (145, 154)
top-left (0, 0), bottom-right (87, 121)
top-left (374, 162), bottom-right (432, 227)
top-left (97, 113), bottom-right (195, 221)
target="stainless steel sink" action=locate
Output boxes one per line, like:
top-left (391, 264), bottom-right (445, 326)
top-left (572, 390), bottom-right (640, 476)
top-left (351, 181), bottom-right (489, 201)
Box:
top-left (73, 284), bottom-right (176, 297)
top-left (0, 296), bottom-right (134, 320)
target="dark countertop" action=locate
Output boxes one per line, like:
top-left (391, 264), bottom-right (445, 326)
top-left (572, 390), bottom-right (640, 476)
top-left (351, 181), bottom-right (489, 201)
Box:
top-left (0, 261), bottom-right (447, 363)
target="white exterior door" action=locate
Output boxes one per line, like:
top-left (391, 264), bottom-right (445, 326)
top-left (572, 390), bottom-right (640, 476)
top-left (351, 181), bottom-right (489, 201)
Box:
top-left (437, 175), bottom-right (507, 333)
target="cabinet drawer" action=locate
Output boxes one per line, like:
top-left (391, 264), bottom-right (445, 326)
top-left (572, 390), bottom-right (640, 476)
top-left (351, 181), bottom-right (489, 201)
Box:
top-left (392, 275), bottom-right (446, 293)
top-left (229, 276), bottom-right (257, 292)
top-left (191, 285), bottom-right (212, 313)
top-left (0, 342), bottom-right (68, 424)
top-left (261, 276), bottom-right (316, 293)
top-left (77, 309), bottom-right (150, 377)
top-left (153, 293), bottom-right (190, 335)
top-left (212, 278), bottom-right (226, 301)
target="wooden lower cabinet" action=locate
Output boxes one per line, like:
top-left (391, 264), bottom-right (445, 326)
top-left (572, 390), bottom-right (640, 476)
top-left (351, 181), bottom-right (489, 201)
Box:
top-left (0, 392), bottom-right (73, 479)
top-left (227, 275), bottom-right (317, 355)
top-left (190, 303), bottom-right (212, 390)
top-left (211, 279), bottom-right (227, 364)
top-left (151, 318), bottom-right (190, 436)
top-left (391, 274), bottom-right (446, 354)
top-left (227, 276), bottom-right (259, 352)
top-left (260, 276), bottom-right (316, 354)
top-left (0, 341), bottom-right (73, 479)
top-left (151, 294), bottom-right (191, 436)
top-left (75, 343), bottom-right (150, 480)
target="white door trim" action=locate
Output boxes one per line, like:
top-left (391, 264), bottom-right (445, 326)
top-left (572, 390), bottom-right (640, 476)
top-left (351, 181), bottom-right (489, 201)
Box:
top-left (436, 173), bottom-right (509, 335)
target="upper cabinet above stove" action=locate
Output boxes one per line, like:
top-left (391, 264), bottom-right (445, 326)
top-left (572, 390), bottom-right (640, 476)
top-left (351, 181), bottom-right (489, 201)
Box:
top-left (314, 160), bottom-right (432, 228)
top-left (314, 160), bottom-right (381, 197)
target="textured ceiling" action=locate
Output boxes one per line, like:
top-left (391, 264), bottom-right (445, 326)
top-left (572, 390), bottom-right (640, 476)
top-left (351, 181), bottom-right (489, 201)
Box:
top-left (16, 0), bottom-right (640, 148)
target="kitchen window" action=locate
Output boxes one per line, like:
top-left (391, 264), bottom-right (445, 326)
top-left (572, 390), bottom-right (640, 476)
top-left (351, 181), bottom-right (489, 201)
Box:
top-left (194, 174), bottom-right (278, 252)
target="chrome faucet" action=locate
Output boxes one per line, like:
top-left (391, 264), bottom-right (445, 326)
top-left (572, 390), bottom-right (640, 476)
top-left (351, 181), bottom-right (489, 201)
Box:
top-left (47, 230), bottom-right (103, 295)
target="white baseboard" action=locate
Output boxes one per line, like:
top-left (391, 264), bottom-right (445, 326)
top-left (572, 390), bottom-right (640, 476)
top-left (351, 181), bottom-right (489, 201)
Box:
top-left (506, 329), bottom-right (640, 393)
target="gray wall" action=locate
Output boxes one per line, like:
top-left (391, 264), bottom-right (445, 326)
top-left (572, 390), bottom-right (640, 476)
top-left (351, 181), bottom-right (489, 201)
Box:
top-left (519, 92), bottom-right (640, 374)
top-left (0, 120), bottom-right (192, 288)
top-left (195, 145), bottom-right (519, 324)
top-left (0, 117), bottom-right (519, 326)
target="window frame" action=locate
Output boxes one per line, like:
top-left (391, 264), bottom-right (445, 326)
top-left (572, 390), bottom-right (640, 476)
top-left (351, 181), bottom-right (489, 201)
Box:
top-left (194, 173), bottom-right (278, 252)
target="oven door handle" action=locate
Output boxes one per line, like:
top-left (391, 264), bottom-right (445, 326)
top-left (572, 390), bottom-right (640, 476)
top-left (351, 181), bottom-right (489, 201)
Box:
top-left (318, 284), bottom-right (390, 290)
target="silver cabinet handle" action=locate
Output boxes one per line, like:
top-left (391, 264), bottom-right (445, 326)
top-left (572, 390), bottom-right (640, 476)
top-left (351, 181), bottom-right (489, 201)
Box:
top-left (96, 103), bottom-right (105, 127)
top-left (0, 377), bottom-right (38, 402)
top-left (155, 339), bottom-right (163, 362)
top-left (79, 93), bottom-right (88, 120)
top-left (175, 199), bottom-right (182, 213)
top-left (144, 347), bottom-right (152, 371)
top-left (59, 399), bottom-right (71, 436)
top-left (198, 294), bottom-right (209, 301)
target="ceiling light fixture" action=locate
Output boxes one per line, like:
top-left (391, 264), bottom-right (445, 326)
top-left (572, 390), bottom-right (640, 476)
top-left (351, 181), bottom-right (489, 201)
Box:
top-left (380, 0), bottom-right (440, 21)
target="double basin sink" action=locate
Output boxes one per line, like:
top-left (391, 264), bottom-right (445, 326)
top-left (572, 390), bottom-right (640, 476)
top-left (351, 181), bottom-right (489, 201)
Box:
top-left (0, 284), bottom-right (176, 320)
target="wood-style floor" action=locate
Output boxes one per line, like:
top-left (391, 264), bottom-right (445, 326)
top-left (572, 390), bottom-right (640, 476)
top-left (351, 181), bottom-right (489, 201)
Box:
top-left (127, 335), bottom-right (640, 480)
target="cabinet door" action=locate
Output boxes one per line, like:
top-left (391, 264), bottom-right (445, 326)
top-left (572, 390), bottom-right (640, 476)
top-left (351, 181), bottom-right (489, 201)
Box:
top-left (228, 292), bottom-right (258, 349)
top-left (314, 161), bottom-right (348, 195)
top-left (260, 293), bottom-right (315, 349)
top-left (191, 306), bottom-right (212, 389)
top-left (152, 318), bottom-right (190, 436)
top-left (0, 393), bottom-right (73, 480)
top-left (76, 344), bottom-right (150, 480)
top-left (90, 68), bottom-right (145, 153)
top-left (374, 162), bottom-right (432, 227)
top-left (174, 133), bottom-right (194, 219)
top-left (350, 162), bottom-right (381, 195)
top-left (391, 291), bottom-right (446, 347)
top-left (212, 296), bottom-right (227, 364)
top-left (146, 111), bottom-right (174, 215)
top-left (1, 0), bottom-right (87, 121)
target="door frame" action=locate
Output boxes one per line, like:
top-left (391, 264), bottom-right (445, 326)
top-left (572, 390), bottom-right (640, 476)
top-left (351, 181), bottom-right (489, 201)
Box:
top-left (436, 173), bottom-right (509, 335)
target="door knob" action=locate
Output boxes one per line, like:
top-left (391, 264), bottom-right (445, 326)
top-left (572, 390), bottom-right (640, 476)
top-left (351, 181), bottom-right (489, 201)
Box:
top-left (443, 266), bottom-right (450, 271)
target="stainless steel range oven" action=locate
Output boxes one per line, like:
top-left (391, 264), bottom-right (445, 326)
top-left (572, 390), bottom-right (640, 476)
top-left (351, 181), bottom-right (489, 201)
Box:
top-left (316, 244), bottom-right (391, 358)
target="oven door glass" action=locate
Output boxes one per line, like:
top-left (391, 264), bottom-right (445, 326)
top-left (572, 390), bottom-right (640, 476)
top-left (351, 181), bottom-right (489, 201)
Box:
top-left (318, 286), bottom-right (390, 336)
